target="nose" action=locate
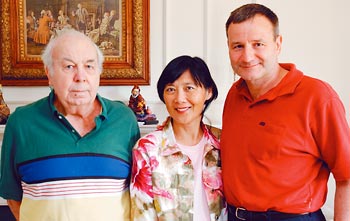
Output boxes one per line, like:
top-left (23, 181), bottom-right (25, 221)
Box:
top-left (73, 66), bottom-right (87, 82)
top-left (241, 45), bottom-right (254, 62)
top-left (174, 89), bottom-right (186, 103)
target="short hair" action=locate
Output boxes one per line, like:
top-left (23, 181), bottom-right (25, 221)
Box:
top-left (225, 3), bottom-right (279, 39)
top-left (41, 29), bottom-right (104, 75)
top-left (157, 55), bottom-right (218, 114)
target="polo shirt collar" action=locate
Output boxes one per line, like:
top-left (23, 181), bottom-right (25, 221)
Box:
top-left (97, 94), bottom-right (108, 120)
top-left (235, 63), bottom-right (304, 103)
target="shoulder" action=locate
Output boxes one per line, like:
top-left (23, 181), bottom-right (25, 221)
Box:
top-left (203, 124), bottom-right (221, 149)
top-left (97, 96), bottom-right (139, 129)
top-left (299, 75), bottom-right (341, 102)
top-left (101, 97), bottom-right (134, 114)
top-left (205, 124), bottom-right (221, 140)
top-left (138, 130), bottom-right (163, 145)
top-left (133, 130), bottom-right (163, 155)
top-left (282, 63), bottom-right (339, 99)
top-left (6, 96), bottom-right (50, 130)
top-left (10, 96), bottom-right (49, 118)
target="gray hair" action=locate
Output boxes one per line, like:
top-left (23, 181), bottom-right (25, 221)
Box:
top-left (41, 29), bottom-right (104, 75)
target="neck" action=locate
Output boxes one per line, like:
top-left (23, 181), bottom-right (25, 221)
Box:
top-left (54, 96), bottom-right (101, 116)
top-left (247, 67), bottom-right (288, 100)
top-left (172, 119), bottom-right (203, 146)
top-left (54, 99), bottom-right (102, 137)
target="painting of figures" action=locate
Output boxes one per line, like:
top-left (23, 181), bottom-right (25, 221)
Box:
top-left (25, 0), bottom-right (122, 56)
top-left (0, 0), bottom-right (149, 85)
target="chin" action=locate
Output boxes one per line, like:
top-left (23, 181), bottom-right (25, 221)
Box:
top-left (69, 98), bottom-right (92, 105)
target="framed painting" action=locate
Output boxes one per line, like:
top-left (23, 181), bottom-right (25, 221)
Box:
top-left (0, 0), bottom-right (150, 86)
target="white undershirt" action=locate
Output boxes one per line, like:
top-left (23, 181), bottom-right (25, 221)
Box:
top-left (178, 136), bottom-right (210, 221)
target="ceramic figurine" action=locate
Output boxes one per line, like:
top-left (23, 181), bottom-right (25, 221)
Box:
top-left (128, 85), bottom-right (158, 124)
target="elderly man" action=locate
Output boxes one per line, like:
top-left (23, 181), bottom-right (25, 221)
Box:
top-left (0, 29), bottom-right (139, 221)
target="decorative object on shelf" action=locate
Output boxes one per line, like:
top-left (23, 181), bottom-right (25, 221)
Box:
top-left (128, 85), bottom-right (158, 125)
top-left (0, 84), bottom-right (10, 124)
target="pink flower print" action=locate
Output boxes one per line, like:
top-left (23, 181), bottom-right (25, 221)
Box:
top-left (138, 136), bottom-right (156, 152)
top-left (132, 150), bottom-right (154, 198)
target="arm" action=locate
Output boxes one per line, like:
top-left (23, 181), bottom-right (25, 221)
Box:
top-left (130, 146), bottom-right (157, 221)
top-left (1, 120), bottom-right (23, 221)
top-left (7, 199), bottom-right (21, 221)
top-left (334, 179), bottom-right (350, 221)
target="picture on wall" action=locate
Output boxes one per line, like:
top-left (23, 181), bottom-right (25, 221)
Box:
top-left (25, 0), bottom-right (122, 57)
top-left (0, 0), bottom-right (150, 86)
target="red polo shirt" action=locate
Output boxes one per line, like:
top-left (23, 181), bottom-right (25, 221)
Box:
top-left (221, 63), bottom-right (350, 213)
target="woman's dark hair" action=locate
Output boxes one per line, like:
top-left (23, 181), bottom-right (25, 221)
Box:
top-left (157, 55), bottom-right (218, 114)
top-left (225, 3), bottom-right (279, 39)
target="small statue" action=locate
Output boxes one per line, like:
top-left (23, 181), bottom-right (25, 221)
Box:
top-left (128, 85), bottom-right (158, 124)
top-left (128, 85), bottom-right (146, 116)
top-left (0, 84), bottom-right (10, 124)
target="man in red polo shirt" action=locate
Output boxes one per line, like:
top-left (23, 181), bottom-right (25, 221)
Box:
top-left (221, 3), bottom-right (350, 221)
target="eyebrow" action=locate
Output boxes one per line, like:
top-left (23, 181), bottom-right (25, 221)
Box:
top-left (62, 58), bottom-right (96, 63)
top-left (85, 59), bottom-right (96, 63)
top-left (229, 39), bottom-right (265, 45)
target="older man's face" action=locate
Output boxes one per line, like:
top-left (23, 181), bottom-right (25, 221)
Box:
top-left (46, 35), bottom-right (101, 108)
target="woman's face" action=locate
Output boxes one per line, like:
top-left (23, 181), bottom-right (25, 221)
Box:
top-left (163, 70), bottom-right (212, 128)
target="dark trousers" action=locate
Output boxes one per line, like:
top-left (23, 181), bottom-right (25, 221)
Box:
top-left (0, 206), bottom-right (16, 221)
top-left (228, 206), bottom-right (327, 221)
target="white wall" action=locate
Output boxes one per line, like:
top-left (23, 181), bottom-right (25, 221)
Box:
top-left (2, 1), bottom-right (349, 219)
top-left (3, 0), bottom-right (349, 125)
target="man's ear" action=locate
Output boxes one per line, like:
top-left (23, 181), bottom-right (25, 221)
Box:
top-left (45, 67), bottom-right (52, 86)
top-left (276, 35), bottom-right (282, 54)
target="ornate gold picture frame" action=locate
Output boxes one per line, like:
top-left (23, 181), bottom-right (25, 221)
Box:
top-left (0, 0), bottom-right (149, 86)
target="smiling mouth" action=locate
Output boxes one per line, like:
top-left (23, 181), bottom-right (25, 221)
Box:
top-left (176, 107), bottom-right (190, 112)
top-left (242, 64), bottom-right (258, 69)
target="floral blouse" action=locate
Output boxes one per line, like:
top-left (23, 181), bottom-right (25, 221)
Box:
top-left (130, 117), bottom-right (227, 221)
